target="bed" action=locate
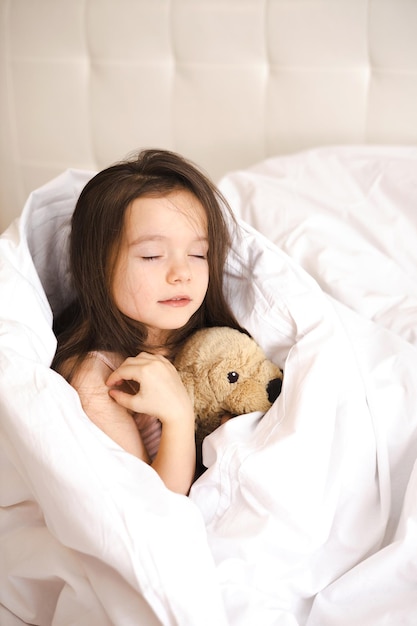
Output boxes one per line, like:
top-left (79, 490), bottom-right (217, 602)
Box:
top-left (1, 2), bottom-right (417, 625)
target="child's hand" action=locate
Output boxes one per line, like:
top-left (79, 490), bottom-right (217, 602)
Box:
top-left (106, 352), bottom-right (196, 494)
top-left (106, 352), bottom-right (194, 426)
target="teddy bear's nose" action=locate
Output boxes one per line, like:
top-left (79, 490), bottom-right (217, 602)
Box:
top-left (267, 378), bottom-right (282, 404)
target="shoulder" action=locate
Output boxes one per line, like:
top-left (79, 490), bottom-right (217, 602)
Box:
top-left (65, 351), bottom-right (127, 420)
top-left (60, 350), bottom-right (149, 459)
top-left (61, 351), bottom-right (123, 387)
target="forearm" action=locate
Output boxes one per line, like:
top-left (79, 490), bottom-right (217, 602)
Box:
top-left (151, 421), bottom-right (196, 494)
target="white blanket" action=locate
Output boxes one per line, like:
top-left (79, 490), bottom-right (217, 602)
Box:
top-left (1, 147), bottom-right (417, 625)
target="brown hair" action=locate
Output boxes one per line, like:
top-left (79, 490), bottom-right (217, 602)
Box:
top-left (52, 149), bottom-right (245, 378)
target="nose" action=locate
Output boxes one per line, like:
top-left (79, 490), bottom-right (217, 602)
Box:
top-left (167, 258), bottom-right (191, 283)
top-left (267, 377), bottom-right (282, 404)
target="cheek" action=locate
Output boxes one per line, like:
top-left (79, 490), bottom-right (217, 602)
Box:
top-left (116, 269), bottom-right (153, 305)
top-left (112, 260), bottom-right (144, 309)
top-left (200, 264), bottom-right (210, 291)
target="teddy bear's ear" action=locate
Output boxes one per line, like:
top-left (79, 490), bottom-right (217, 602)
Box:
top-left (178, 371), bottom-right (195, 407)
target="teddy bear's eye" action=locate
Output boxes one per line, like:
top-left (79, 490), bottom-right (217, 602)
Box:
top-left (227, 371), bottom-right (239, 384)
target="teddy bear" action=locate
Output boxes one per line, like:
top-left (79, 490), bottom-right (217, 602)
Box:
top-left (174, 326), bottom-right (283, 473)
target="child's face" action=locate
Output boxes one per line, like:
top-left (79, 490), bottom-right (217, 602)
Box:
top-left (112, 188), bottom-right (209, 345)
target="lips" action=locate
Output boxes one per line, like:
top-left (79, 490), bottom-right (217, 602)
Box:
top-left (159, 296), bottom-right (191, 307)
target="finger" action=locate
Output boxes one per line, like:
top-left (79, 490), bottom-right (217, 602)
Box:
top-left (131, 351), bottom-right (166, 363)
top-left (106, 352), bottom-right (166, 383)
top-left (108, 387), bottom-right (141, 411)
top-left (106, 364), bottom-right (140, 387)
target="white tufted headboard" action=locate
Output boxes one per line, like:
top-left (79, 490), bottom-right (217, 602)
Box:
top-left (1, 0), bottom-right (417, 232)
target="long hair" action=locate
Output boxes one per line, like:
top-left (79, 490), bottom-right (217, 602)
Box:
top-left (52, 149), bottom-right (245, 379)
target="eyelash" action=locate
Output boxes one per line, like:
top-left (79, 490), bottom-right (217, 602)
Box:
top-left (141, 254), bottom-right (207, 261)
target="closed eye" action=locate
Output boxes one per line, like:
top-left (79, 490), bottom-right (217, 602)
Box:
top-left (141, 256), bottom-right (161, 261)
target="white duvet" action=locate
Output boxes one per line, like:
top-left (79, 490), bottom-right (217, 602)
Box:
top-left (1, 146), bottom-right (417, 625)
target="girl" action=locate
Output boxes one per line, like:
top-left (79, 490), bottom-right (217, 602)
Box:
top-left (53, 149), bottom-right (245, 495)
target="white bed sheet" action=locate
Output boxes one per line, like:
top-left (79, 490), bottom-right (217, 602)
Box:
top-left (1, 147), bottom-right (417, 625)
top-left (219, 145), bottom-right (417, 347)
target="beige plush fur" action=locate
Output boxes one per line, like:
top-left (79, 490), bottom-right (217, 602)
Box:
top-left (174, 327), bottom-right (283, 455)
